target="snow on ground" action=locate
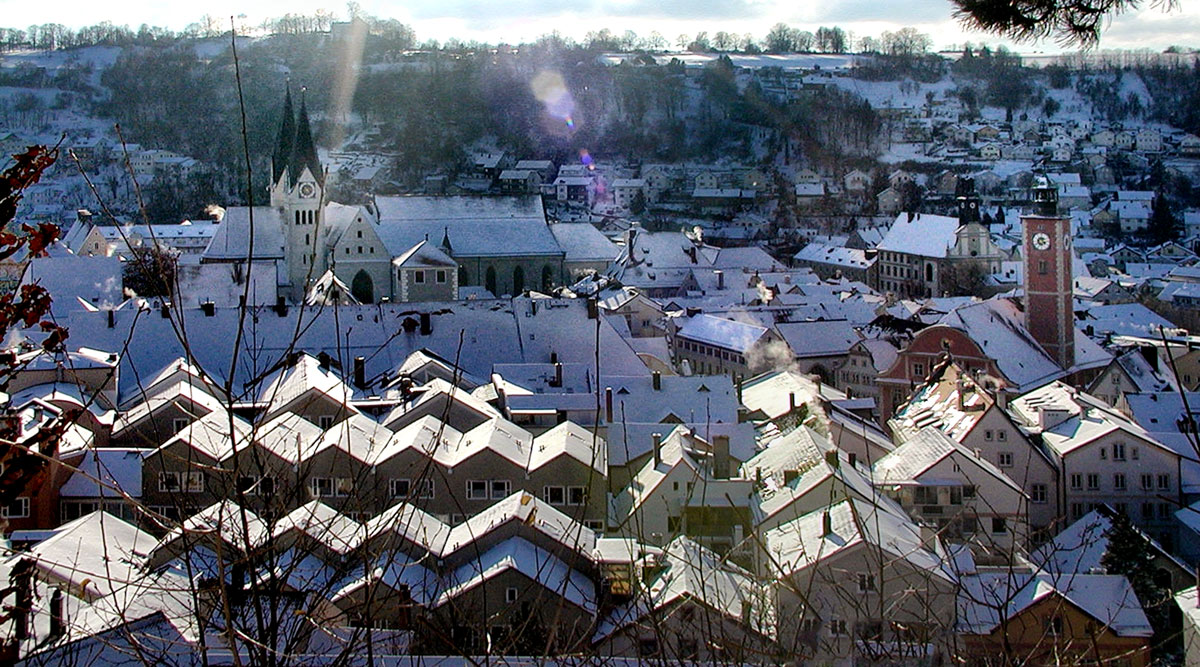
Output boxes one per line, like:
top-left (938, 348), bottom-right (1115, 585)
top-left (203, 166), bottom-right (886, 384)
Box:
top-left (830, 75), bottom-right (956, 110)
top-left (599, 52), bottom-right (862, 71)
top-left (0, 46), bottom-right (123, 72)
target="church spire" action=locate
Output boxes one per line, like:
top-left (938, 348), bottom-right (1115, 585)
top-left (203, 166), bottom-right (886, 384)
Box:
top-left (271, 84), bottom-right (295, 185)
top-left (290, 89), bottom-right (323, 186)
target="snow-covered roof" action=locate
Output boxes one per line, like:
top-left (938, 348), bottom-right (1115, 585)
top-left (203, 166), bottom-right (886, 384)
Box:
top-left (774, 319), bottom-right (860, 358)
top-left (594, 537), bottom-right (774, 642)
top-left (874, 427), bottom-right (1024, 494)
top-left (392, 239), bottom-right (457, 269)
top-left (7, 511), bottom-right (157, 601)
top-left (764, 497), bottom-right (954, 584)
top-left (890, 362), bottom-right (997, 442)
top-left (1031, 508), bottom-right (1188, 578)
top-left (374, 195), bottom-right (562, 259)
top-left (435, 537), bottom-right (597, 613)
top-left (201, 206), bottom-right (286, 261)
top-left (1011, 382), bottom-right (1173, 458)
top-left (676, 314), bottom-right (770, 353)
top-left (59, 447), bottom-right (148, 499)
top-left (876, 213), bottom-right (960, 258)
top-left (792, 243), bottom-right (870, 269)
top-left (958, 570), bottom-right (1152, 637)
top-left (548, 223), bottom-right (621, 263)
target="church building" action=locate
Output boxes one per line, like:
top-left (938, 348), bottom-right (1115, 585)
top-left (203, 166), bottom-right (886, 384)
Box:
top-left (203, 91), bottom-right (572, 304)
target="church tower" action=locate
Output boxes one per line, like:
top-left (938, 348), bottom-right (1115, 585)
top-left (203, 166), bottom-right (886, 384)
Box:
top-left (270, 88), bottom-right (325, 301)
top-left (1022, 176), bottom-right (1074, 370)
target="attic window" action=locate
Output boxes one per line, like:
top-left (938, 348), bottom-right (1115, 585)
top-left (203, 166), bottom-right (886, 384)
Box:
top-left (698, 384), bottom-right (710, 392)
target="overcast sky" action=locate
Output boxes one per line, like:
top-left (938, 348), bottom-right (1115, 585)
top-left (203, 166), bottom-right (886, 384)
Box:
top-left (6, 1), bottom-right (1200, 53)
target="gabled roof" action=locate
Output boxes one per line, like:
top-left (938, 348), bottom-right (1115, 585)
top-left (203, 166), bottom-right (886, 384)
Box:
top-left (60, 447), bottom-right (148, 499)
top-left (272, 500), bottom-right (365, 555)
top-left (594, 537), bottom-right (774, 642)
top-left (257, 353), bottom-right (357, 417)
top-left (774, 319), bottom-right (859, 358)
top-left (874, 427), bottom-right (1024, 495)
top-left (764, 498), bottom-right (954, 584)
top-left (8, 511), bottom-right (157, 601)
top-left (958, 570), bottom-right (1152, 637)
top-left (152, 410), bottom-right (252, 462)
top-left (890, 361), bottom-right (998, 442)
top-left (373, 195), bottom-right (561, 259)
top-left (1011, 382), bottom-right (1174, 458)
top-left (435, 537), bottom-right (597, 613)
top-left (876, 213), bottom-right (960, 258)
top-left (676, 314), bottom-right (770, 353)
top-left (392, 239), bottom-right (457, 269)
top-left (1031, 508), bottom-right (1189, 576)
top-left (201, 206), bottom-right (286, 261)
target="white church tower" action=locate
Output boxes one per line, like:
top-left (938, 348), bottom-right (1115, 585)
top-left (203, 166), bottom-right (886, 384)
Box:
top-left (270, 87), bottom-right (325, 301)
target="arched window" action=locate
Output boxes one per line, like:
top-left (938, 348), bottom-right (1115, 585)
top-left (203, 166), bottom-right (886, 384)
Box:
top-left (925, 263), bottom-right (934, 282)
top-left (485, 266), bottom-right (497, 296)
top-left (351, 270), bottom-right (374, 304)
top-left (513, 266), bottom-right (525, 295)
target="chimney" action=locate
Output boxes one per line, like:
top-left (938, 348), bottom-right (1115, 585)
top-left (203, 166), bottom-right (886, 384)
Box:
top-left (353, 356), bottom-right (365, 389)
top-left (821, 511), bottom-right (833, 537)
top-left (824, 449), bottom-right (839, 468)
top-left (200, 301), bottom-right (215, 317)
top-left (274, 295), bottom-right (288, 317)
top-left (552, 362), bottom-right (563, 388)
top-left (652, 371), bottom-right (662, 391)
top-left (76, 209), bottom-right (93, 224)
top-left (106, 309), bottom-right (115, 328)
top-left (419, 312), bottom-right (432, 336)
top-left (736, 379), bottom-right (743, 404)
top-left (48, 588), bottom-right (64, 642)
top-left (550, 351), bottom-right (558, 364)
top-left (715, 269), bottom-right (725, 289)
top-left (652, 432), bottom-right (663, 467)
top-left (12, 558), bottom-right (33, 642)
top-left (160, 302), bottom-right (170, 318)
top-left (1141, 345), bottom-right (1160, 372)
top-left (605, 387), bottom-right (613, 422)
top-left (741, 600), bottom-right (752, 624)
top-left (713, 435), bottom-right (731, 479)
top-left (626, 224), bottom-right (639, 263)
top-left (587, 298), bottom-right (598, 320)
top-left (788, 393), bottom-right (796, 412)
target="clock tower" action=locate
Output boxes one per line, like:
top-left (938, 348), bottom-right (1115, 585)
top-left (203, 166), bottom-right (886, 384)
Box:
top-left (270, 88), bottom-right (325, 301)
top-left (1022, 176), bottom-right (1074, 370)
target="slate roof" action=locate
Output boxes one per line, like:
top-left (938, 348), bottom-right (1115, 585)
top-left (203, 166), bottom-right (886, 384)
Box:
top-left (876, 213), bottom-right (960, 258)
top-left (201, 206), bottom-right (286, 261)
top-left (373, 195), bottom-right (562, 258)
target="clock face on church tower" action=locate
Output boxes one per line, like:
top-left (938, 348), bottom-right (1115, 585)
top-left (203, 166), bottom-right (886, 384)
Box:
top-left (299, 182), bottom-right (316, 199)
top-left (1032, 232), bottom-right (1051, 251)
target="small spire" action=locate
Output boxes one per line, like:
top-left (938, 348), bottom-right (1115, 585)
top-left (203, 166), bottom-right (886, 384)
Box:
top-left (290, 87), bottom-right (323, 186)
top-left (271, 85), bottom-right (295, 185)
top-left (440, 226), bottom-right (453, 254)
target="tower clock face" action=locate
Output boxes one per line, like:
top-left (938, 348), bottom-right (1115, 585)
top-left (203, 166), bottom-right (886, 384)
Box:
top-left (299, 182), bottom-right (316, 199)
top-left (1032, 232), bottom-right (1051, 251)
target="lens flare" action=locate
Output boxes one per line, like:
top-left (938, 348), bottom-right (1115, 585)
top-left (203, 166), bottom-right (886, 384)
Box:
top-left (531, 70), bottom-right (576, 127)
